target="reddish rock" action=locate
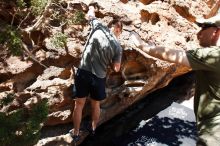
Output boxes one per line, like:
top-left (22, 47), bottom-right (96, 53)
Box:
top-left (0, 0), bottom-right (219, 145)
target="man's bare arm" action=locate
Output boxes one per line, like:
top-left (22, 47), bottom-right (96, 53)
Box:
top-left (113, 63), bottom-right (121, 72)
top-left (86, 6), bottom-right (96, 20)
top-left (130, 32), bottom-right (191, 68)
top-left (143, 45), bottom-right (191, 67)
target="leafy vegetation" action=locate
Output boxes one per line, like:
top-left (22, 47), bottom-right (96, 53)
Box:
top-left (16, 0), bottom-right (26, 8)
top-left (0, 93), bottom-right (14, 107)
top-left (0, 94), bottom-right (49, 146)
top-left (31, 0), bottom-right (48, 15)
top-left (71, 10), bottom-right (85, 25)
top-left (0, 25), bottom-right (23, 56)
top-left (0, 0), bottom-right (87, 144)
top-left (51, 32), bottom-right (67, 48)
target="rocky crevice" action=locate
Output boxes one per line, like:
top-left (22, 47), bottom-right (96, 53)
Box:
top-left (0, 0), bottom-right (219, 145)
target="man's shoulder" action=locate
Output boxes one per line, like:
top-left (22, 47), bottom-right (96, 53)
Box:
top-left (186, 46), bottom-right (220, 71)
top-left (187, 46), bottom-right (220, 55)
top-left (90, 19), bottom-right (106, 29)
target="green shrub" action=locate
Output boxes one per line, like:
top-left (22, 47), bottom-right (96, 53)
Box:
top-left (71, 10), bottom-right (85, 25)
top-left (31, 0), bottom-right (48, 15)
top-left (0, 93), bottom-right (14, 107)
top-left (17, 0), bottom-right (26, 8)
top-left (0, 25), bottom-right (23, 56)
top-left (51, 32), bottom-right (67, 48)
top-left (0, 96), bottom-right (49, 146)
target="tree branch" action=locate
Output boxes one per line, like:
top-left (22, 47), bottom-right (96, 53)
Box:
top-left (25, 0), bottom-right (52, 32)
top-left (18, 10), bottom-right (31, 29)
top-left (22, 43), bottom-right (48, 68)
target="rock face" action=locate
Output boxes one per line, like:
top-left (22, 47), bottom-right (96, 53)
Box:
top-left (0, 0), bottom-right (219, 145)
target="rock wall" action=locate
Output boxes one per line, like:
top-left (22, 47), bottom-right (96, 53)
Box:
top-left (0, 0), bottom-right (219, 145)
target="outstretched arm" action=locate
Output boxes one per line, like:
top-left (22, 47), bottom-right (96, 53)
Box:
top-left (130, 32), bottom-right (191, 68)
top-left (86, 6), bottom-right (96, 20)
top-left (142, 45), bottom-right (191, 67)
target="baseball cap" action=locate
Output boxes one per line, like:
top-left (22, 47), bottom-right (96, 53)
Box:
top-left (196, 13), bottom-right (220, 27)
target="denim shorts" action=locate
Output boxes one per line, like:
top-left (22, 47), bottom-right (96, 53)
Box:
top-left (74, 68), bottom-right (106, 101)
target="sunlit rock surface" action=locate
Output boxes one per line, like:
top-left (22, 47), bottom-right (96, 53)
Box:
top-left (0, 0), bottom-right (219, 145)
